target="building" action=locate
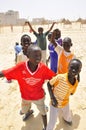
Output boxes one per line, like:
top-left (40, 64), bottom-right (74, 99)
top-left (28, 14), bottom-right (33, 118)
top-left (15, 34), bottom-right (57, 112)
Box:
top-left (0, 10), bottom-right (27, 25)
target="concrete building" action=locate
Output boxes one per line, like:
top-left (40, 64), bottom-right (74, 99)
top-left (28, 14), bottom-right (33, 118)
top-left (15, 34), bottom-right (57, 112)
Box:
top-left (0, 10), bottom-right (27, 25)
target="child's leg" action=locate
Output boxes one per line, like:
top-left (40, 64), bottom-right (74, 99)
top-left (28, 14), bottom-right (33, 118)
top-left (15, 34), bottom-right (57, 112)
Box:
top-left (21, 99), bottom-right (34, 121)
top-left (62, 103), bottom-right (72, 122)
top-left (33, 97), bottom-right (47, 130)
top-left (46, 105), bottom-right (58, 130)
top-left (21, 98), bottom-right (31, 114)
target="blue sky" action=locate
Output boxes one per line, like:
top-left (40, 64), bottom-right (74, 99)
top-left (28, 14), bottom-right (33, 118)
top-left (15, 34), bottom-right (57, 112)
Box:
top-left (0, 0), bottom-right (86, 20)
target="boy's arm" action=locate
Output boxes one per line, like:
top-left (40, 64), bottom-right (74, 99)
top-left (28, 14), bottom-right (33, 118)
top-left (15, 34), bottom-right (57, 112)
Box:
top-left (25, 21), bottom-right (35, 33)
top-left (0, 71), bottom-right (4, 78)
top-left (48, 22), bottom-right (56, 32)
top-left (46, 56), bottom-right (50, 66)
top-left (51, 31), bottom-right (58, 47)
top-left (47, 81), bottom-right (58, 107)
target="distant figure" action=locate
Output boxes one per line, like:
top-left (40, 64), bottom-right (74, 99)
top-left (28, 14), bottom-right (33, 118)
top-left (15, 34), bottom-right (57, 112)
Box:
top-left (25, 21), bottom-right (56, 64)
top-left (46, 29), bottom-right (62, 73)
top-left (11, 25), bottom-right (13, 32)
top-left (46, 58), bottom-right (82, 130)
top-left (14, 42), bottom-right (22, 63)
top-left (0, 44), bottom-right (55, 130)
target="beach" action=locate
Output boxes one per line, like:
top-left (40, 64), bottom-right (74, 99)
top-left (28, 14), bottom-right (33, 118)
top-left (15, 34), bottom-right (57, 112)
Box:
top-left (0, 23), bottom-right (86, 130)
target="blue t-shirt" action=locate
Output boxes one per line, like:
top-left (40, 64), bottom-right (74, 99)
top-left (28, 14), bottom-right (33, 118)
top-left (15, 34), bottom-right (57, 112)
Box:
top-left (15, 45), bottom-right (22, 54)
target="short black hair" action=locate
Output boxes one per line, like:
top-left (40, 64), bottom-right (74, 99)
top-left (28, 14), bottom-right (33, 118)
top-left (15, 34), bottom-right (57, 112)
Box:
top-left (69, 58), bottom-right (82, 67)
top-left (63, 37), bottom-right (72, 46)
top-left (38, 27), bottom-right (43, 32)
top-left (16, 42), bottom-right (19, 45)
top-left (21, 34), bottom-right (31, 43)
top-left (26, 44), bottom-right (41, 58)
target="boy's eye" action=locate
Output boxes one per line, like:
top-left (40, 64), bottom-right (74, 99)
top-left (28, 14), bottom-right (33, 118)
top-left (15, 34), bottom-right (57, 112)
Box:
top-left (70, 66), bottom-right (79, 71)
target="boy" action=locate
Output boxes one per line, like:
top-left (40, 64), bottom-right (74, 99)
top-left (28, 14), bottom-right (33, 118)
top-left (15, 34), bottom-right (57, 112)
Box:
top-left (16, 34), bottom-right (32, 64)
top-left (25, 21), bottom-right (56, 64)
top-left (51, 30), bottom-right (75, 74)
top-left (0, 44), bottom-right (55, 130)
top-left (46, 29), bottom-right (62, 73)
top-left (46, 59), bottom-right (82, 130)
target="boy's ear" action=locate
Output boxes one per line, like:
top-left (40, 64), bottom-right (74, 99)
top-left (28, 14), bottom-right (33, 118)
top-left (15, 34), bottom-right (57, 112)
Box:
top-left (77, 74), bottom-right (80, 82)
top-left (71, 43), bottom-right (73, 46)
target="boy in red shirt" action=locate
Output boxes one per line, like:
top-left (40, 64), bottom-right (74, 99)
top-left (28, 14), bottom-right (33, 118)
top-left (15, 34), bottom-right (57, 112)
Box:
top-left (0, 44), bottom-right (55, 130)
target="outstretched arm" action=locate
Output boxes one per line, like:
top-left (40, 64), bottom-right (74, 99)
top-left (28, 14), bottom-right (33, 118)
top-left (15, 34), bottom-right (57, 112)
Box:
top-left (48, 22), bottom-right (56, 32)
top-left (47, 81), bottom-right (58, 107)
top-left (50, 31), bottom-right (58, 47)
top-left (25, 21), bottom-right (35, 33)
top-left (0, 71), bottom-right (4, 78)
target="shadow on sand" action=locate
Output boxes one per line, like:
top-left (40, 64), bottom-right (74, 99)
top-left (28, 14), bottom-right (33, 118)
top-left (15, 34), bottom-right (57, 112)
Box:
top-left (21, 113), bottom-right (43, 130)
top-left (55, 113), bottom-right (80, 130)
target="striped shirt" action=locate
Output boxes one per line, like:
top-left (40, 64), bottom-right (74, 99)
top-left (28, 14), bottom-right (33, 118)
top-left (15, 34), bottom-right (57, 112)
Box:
top-left (50, 73), bottom-right (78, 108)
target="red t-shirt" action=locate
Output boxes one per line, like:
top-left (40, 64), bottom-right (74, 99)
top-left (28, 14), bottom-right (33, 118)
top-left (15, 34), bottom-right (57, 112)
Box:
top-left (2, 62), bottom-right (55, 100)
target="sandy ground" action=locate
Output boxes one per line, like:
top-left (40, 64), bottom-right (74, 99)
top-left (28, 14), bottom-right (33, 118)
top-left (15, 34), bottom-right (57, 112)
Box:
top-left (0, 25), bottom-right (86, 130)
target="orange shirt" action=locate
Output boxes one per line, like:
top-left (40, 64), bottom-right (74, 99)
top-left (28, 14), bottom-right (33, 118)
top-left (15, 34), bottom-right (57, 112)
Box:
top-left (58, 50), bottom-right (74, 74)
top-left (55, 45), bottom-right (75, 74)
top-left (50, 73), bottom-right (78, 108)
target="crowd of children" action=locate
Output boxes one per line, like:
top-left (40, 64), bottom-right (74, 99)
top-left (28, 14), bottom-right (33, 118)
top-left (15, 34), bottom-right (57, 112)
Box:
top-left (0, 21), bottom-right (82, 130)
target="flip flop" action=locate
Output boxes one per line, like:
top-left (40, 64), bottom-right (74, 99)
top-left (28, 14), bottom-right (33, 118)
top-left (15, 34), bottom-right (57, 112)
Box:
top-left (63, 118), bottom-right (72, 126)
top-left (22, 109), bottom-right (34, 121)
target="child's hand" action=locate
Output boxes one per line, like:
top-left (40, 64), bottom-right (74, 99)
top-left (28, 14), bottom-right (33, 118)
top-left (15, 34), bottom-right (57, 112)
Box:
top-left (51, 97), bottom-right (58, 107)
top-left (53, 22), bottom-right (56, 24)
top-left (25, 21), bottom-right (29, 25)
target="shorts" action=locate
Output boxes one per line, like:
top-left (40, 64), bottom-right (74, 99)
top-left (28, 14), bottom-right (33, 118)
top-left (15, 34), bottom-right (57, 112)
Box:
top-left (21, 97), bottom-right (46, 115)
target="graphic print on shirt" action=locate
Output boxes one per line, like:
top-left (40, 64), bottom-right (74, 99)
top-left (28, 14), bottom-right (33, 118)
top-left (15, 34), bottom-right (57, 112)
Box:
top-left (23, 77), bottom-right (41, 85)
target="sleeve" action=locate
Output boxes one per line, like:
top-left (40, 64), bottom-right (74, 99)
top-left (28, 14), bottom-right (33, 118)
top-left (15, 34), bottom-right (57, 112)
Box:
top-left (43, 65), bottom-right (56, 80)
top-left (2, 63), bottom-right (23, 80)
top-left (45, 31), bottom-right (49, 36)
top-left (49, 75), bottom-right (59, 86)
top-left (55, 44), bottom-right (63, 54)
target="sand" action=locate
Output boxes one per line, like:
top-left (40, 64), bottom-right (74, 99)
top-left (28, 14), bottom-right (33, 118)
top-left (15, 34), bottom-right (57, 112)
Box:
top-left (0, 24), bottom-right (86, 130)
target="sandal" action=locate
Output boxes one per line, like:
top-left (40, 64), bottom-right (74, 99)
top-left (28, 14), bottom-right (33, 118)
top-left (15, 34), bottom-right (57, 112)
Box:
top-left (22, 109), bottom-right (34, 121)
top-left (19, 110), bottom-right (24, 115)
top-left (63, 118), bottom-right (72, 126)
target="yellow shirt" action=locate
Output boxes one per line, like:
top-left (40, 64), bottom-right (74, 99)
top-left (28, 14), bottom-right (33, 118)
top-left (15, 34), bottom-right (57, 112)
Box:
top-left (50, 73), bottom-right (78, 108)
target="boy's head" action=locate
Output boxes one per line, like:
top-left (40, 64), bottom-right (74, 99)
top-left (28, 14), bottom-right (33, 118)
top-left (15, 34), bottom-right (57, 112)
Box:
top-left (27, 45), bottom-right (42, 65)
top-left (38, 27), bottom-right (43, 34)
top-left (21, 34), bottom-right (31, 55)
top-left (68, 59), bottom-right (82, 77)
top-left (62, 37), bottom-right (72, 52)
top-left (53, 29), bottom-right (61, 40)
top-left (48, 32), bottom-right (52, 41)
top-left (16, 42), bottom-right (19, 45)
